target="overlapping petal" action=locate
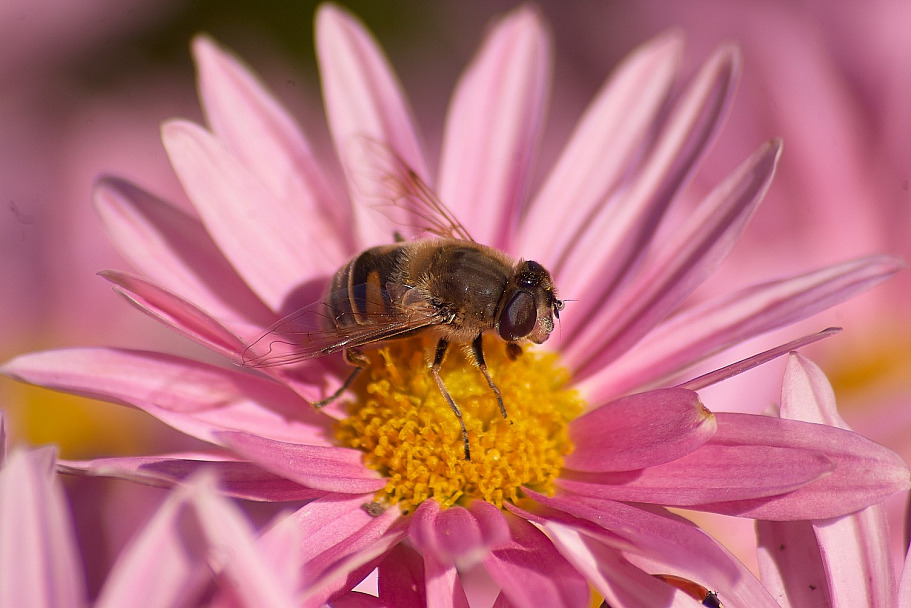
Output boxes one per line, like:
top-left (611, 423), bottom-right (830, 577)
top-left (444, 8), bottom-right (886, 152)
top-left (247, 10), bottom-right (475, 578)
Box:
top-left (163, 119), bottom-right (336, 312)
top-left (100, 270), bottom-right (248, 359)
top-left (565, 388), bottom-right (715, 472)
top-left (220, 431), bottom-right (387, 494)
top-left (1, 347), bottom-right (333, 446)
top-left (437, 6), bottom-right (550, 248)
top-left (580, 254), bottom-right (904, 400)
top-left (193, 36), bottom-right (351, 240)
top-left (565, 139), bottom-right (781, 376)
top-left (559, 411), bottom-right (909, 516)
top-left (516, 492), bottom-right (779, 606)
top-left (315, 3), bottom-right (428, 248)
top-left (256, 493), bottom-right (407, 607)
top-left (94, 177), bottom-right (273, 326)
top-left (97, 473), bottom-right (301, 608)
top-left (59, 454), bottom-right (325, 502)
top-left (518, 30), bottom-right (682, 263)
top-left (547, 45), bottom-right (740, 320)
top-left (481, 513), bottom-right (590, 608)
top-left (754, 354), bottom-right (900, 606)
top-left (410, 498), bottom-right (509, 568)
top-left (0, 439), bottom-right (301, 608)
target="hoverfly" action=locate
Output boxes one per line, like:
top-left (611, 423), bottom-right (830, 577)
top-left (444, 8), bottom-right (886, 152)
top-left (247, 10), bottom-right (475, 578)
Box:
top-left (240, 141), bottom-right (564, 461)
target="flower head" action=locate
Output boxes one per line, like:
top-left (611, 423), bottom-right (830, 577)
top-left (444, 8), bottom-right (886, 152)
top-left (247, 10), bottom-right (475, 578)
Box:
top-left (2, 4), bottom-right (907, 606)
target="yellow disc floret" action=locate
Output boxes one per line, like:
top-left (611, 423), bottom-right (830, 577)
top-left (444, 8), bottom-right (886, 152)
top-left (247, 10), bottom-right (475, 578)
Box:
top-left (335, 336), bottom-right (583, 514)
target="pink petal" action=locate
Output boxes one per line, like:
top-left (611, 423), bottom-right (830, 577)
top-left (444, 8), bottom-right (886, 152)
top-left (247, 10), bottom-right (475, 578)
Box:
top-left (188, 475), bottom-right (300, 608)
top-left (899, 547), bottom-right (911, 608)
top-left (219, 431), bottom-right (387, 494)
top-left (516, 490), bottom-right (780, 607)
top-left (376, 543), bottom-right (472, 608)
top-left (565, 388), bottom-right (715, 472)
top-left (162, 119), bottom-right (338, 311)
top-left (98, 473), bottom-right (300, 608)
top-left (566, 140), bottom-right (781, 377)
top-left (559, 418), bottom-right (834, 506)
top-left (581, 255), bottom-right (905, 401)
top-left (423, 551), bottom-right (470, 608)
top-left (559, 411), bottom-right (909, 518)
top-left (377, 543), bottom-right (426, 608)
top-left (677, 327), bottom-right (840, 392)
top-left (543, 522), bottom-right (708, 608)
top-left (519, 31), bottom-right (683, 264)
top-left (0, 448), bottom-right (85, 608)
top-left (756, 520), bottom-right (830, 608)
top-left (814, 509), bottom-right (895, 607)
top-left (315, 4), bottom-right (427, 248)
top-left (548, 45), bottom-right (740, 322)
top-left (93, 476), bottom-right (209, 608)
top-left (93, 177), bottom-right (272, 327)
top-left (482, 512), bottom-right (589, 608)
top-left (437, 6), bottom-right (550, 248)
top-left (302, 525), bottom-right (404, 608)
top-left (60, 454), bottom-right (325, 502)
top-left (304, 529), bottom-right (406, 608)
top-left (777, 355), bottom-right (897, 604)
top-left (100, 269), bottom-right (246, 359)
top-left (410, 499), bottom-right (509, 568)
top-left (780, 352), bottom-right (849, 427)
top-left (192, 36), bottom-right (352, 244)
top-left (273, 496), bottom-right (406, 608)
top-left (1, 347), bottom-right (334, 446)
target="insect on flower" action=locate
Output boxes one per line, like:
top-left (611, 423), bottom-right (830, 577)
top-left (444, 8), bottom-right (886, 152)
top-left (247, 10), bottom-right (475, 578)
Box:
top-left (240, 142), bottom-right (564, 461)
top-left (653, 574), bottom-right (724, 607)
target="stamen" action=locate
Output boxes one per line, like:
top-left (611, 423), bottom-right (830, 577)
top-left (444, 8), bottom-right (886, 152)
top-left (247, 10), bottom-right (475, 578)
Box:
top-left (335, 336), bottom-right (583, 514)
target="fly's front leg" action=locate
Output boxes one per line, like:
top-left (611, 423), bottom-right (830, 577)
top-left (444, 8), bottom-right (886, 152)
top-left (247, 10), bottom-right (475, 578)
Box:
top-left (313, 348), bottom-right (367, 408)
top-left (431, 338), bottom-right (471, 461)
top-left (471, 334), bottom-right (506, 419)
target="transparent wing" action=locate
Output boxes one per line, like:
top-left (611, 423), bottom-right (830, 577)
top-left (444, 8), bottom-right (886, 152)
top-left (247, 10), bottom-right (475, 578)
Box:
top-left (239, 285), bottom-right (441, 367)
top-left (348, 136), bottom-right (475, 242)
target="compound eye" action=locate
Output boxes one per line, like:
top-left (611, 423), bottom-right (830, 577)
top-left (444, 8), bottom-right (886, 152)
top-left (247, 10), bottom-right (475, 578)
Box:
top-left (498, 290), bottom-right (537, 341)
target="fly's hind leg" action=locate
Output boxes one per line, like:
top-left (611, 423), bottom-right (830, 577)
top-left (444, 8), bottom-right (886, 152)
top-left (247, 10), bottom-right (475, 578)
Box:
top-left (313, 348), bottom-right (368, 408)
top-left (471, 334), bottom-right (507, 419)
top-left (431, 338), bottom-right (471, 461)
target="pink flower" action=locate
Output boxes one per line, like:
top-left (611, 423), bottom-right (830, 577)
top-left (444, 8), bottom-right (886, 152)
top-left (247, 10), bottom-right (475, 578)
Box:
top-left (0, 413), bottom-right (300, 607)
top-left (755, 354), bottom-right (911, 607)
top-left (2, 5), bottom-right (907, 606)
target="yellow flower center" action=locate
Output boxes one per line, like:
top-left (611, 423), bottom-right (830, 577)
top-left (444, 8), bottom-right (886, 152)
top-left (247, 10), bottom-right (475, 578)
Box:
top-left (335, 336), bottom-right (584, 514)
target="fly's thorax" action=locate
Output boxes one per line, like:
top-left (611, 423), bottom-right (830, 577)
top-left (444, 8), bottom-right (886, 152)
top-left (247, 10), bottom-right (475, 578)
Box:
top-left (405, 240), bottom-right (514, 332)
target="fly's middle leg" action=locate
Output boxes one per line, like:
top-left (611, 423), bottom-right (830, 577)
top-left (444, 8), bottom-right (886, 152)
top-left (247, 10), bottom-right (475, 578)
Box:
top-left (431, 338), bottom-right (471, 461)
top-left (471, 334), bottom-right (507, 419)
